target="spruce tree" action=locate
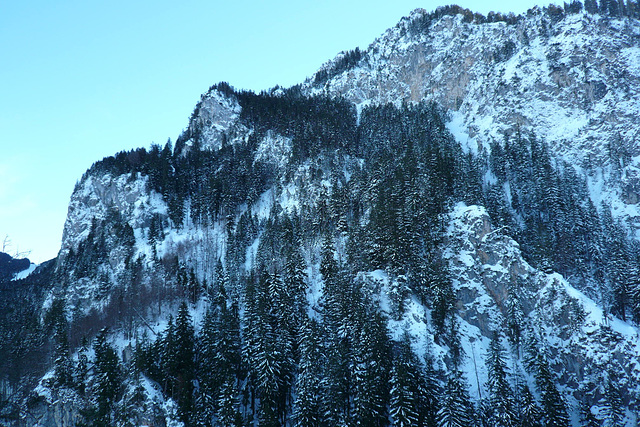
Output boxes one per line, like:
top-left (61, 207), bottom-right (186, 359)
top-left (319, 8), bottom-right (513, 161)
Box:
top-left (504, 281), bottom-right (525, 353)
top-left (421, 342), bottom-right (442, 427)
top-left (171, 302), bottom-right (196, 424)
top-left (198, 306), bottom-right (223, 421)
top-left (52, 320), bottom-right (73, 389)
top-left (601, 371), bottom-right (625, 427)
top-left (436, 369), bottom-right (475, 427)
top-left (486, 332), bottom-right (517, 427)
top-left (216, 379), bottom-right (242, 427)
top-left (517, 383), bottom-right (543, 427)
top-left (351, 308), bottom-right (390, 427)
top-left (585, 0), bottom-right (599, 13)
top-left (283, 248), bottom-right (309, 331)
top-left (75, 340), bottom-right (90, 396)
top-left (93, 328), bottom-right (122, 425)
top-left (430, 263), bottom-right (455, 336)
top-left (292, 318), bottom-right (324, 427)
top-left (389, 333), bottom-right (422, 427)
top-left (534, 352), bottom-right (569, 427)
top-left (524, 335), bottom-right (568, 427)
top-left (319, 243), bottom-right (355, 425)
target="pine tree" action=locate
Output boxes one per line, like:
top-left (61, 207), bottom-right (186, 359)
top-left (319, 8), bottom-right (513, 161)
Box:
top-left (351, 308), bottom-right (390, 427)
top-left (319, 235), bottom-right (347, 336)
top-left (216, 379), bottom-right (242, 427)
top-left (241, 276), bottom-right (261, 420)
top-left (75, 340), bottom-right (90, 396)
top-left (255, 322), bottom-right (291, 426)
top-left (52, 318), bottom-right (73, 389)
top-left (119, 370), bottom-right (148, 427)
top-left (93, 328), bottom-right (122, 425)
top-left (535, 353), bottom-right (569, 427)
top-left (486, 332), bottom-right (517, 427)
top-left (319, 245), bottom-right (355, 426)
top-left (169, 302), bottom-right (196, 424)
top-left (187, 268), bottom-right (200, 304)
top-left (605, 221), bottom-right (631, 321)
top-left (198, 307), bottom-right (223, 421)
top-left (389, 334), bottom-right (421, 427)
top-left (601, 370), bottom-right (625, 427)
top-left (517, 383), bottom-right (543, 427)
top-left (320, 236), bottom-right (338, 289)
top-left (46, 298), bottom-right (73, 389)
top-left (523, 334), bottom-right (568, 427)
top-left (321, 332), bottom-right (353, 426)
top-left (504, 281), bottom-right (525, 353)
top-left (292, 318), bottom-right (324, 427)
top-left (436, 369), bottom-right (475, 427)
top-left (283, 248), bottom-right (308, 329)
top-left (199, 293), bottom-right (242, 409)
top-left (159, 316), bottom-right (176, 393)
top-left (242, 272), bottom-right (294, 426)
top-left (430, 262), bottom-right (455, 336)
top-left (388, 274), bottom-right (411, 321)
top-left (585, 0), bottom-right (600, 13)
top-left (421, 343), bottom-right (442, 427)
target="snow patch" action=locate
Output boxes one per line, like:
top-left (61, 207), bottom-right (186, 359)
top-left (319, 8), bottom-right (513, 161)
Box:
top-left (12, 262), bottom-right (37, 280)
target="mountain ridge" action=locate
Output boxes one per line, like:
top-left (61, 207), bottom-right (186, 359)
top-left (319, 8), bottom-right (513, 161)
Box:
top-left (3, 3), bottom-right (640, 426)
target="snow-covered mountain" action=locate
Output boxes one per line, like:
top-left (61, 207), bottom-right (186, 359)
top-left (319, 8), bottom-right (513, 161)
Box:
top-left (3, 3), bottom-right (640, 426)
top-left (305, 5), bottom-right (640, 224)
top-left (309, 6), bottom-right (640, 160)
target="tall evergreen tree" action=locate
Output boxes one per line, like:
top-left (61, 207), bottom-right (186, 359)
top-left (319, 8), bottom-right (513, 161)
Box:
top-left (197, 297), bottom-right (241, 425)
top-left (351, 308), bottom-right (390, 427)
top-left (52, 315), bottom-right (72, 389)
top-left (601, 370), bottom-right (625, 427)
top-left (585, 0), bottom-right (600, 13)
top-left (504, 280), bottom-right (525, 353)
top-left (535, 353), bottom-right (569, 427)
top-left (169, 302), bottom-right (196, 425)
top-left (216, 379), bottom-right (242, 427)
top-left (92, 328), bottom-right (122, 425)
top-left (389, 333), bottom-right (425, 427)
top-left (486, 332), bottom-right (517, 427)
top-left (436, 369), bottom-right (475, 427)
top-left (292, 318), bottom-right (324, 427)
top-left (517, 383), bottom-right (543, 427)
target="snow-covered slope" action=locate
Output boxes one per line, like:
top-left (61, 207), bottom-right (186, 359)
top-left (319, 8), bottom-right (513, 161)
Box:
top-left (306, 8), bottom-right (640, 226)
top-left (444, 203), bottom-right (640, 420)
top-left (12, 5), bottom-right (640, 427)
top-left (308, 8), bottom-right (640, 164)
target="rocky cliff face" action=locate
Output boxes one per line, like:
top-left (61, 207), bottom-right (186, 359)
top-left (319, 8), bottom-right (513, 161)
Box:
top-left (445, 203), bottom-right (640, 413)
top-left (309, 8), bottom-right (640, 163)
top-left (185, 87), bottom-right (246, 151)
top-left (307, 7), bottom-right (640, 225)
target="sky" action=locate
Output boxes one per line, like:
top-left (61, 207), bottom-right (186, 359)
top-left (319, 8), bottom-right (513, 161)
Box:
top-left (0, 0), bottom-right (562, 263)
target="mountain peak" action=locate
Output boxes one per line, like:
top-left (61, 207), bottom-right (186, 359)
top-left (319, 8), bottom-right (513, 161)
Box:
top-left (307, 4), bottom-right (640, 174)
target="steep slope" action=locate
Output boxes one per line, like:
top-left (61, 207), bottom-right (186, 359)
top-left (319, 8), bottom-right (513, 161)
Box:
top-left (5, 4), bottom-right (640, 427)
top-left (309, 6), bottom-right (640, 161)
top-left (307, 5), bottom-right (640, 223)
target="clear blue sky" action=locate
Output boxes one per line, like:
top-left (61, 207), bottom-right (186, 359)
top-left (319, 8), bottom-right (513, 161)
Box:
top-left (0, 0), bottom-right (560, 263)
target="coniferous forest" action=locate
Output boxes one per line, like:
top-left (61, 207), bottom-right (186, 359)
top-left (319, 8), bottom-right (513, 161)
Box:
top-left (1, 81), bottom-right (639, 425)
top-left (3, 2), bottom-right (640, 425)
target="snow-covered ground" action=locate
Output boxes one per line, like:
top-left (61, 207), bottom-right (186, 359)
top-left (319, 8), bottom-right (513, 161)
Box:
top-left (12, 262), bottom-right (37, 280)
